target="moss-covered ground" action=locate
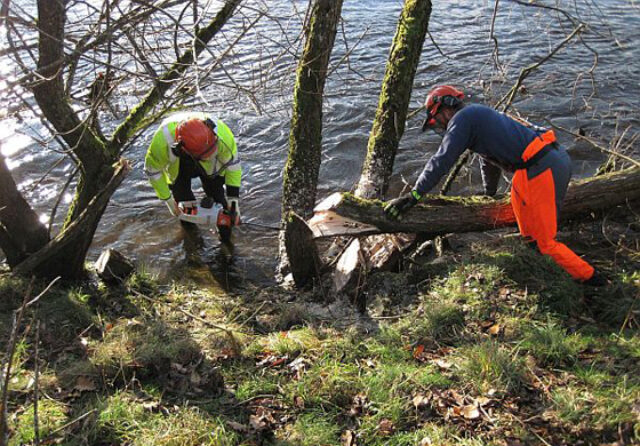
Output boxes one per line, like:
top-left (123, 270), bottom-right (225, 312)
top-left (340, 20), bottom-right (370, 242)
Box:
top-left (1, 216), bottom-right (638, 445)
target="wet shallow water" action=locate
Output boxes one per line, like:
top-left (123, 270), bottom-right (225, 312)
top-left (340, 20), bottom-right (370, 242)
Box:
top-left (1, 0), bottom-right (638, 288)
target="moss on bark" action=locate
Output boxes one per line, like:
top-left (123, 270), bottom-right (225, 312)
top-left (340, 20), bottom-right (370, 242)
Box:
top-left (356, 0), bottom-right (432, 199)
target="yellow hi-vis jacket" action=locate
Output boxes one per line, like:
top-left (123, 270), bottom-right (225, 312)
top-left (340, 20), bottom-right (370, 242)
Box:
top-left (144, 112), bottom-right (241, 201)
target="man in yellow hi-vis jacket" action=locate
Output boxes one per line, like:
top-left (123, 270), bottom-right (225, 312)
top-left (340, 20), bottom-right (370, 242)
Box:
top-left (144, 112), bottom-right (242, 228)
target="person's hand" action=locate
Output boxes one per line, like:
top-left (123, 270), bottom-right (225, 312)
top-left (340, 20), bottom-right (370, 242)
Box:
top-left (227, 197), bottom-right (241, 226)
top-left (384, 192), bottom-right (419, 220)
top-left (164, 197), bottom-right (180, 216)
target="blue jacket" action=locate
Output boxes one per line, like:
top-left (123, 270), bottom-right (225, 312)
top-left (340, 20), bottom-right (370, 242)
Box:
top-left (414, 104), bottom-right (546, 196)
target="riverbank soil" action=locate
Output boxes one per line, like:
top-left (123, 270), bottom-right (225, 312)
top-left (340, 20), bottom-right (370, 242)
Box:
top-left (1, 210), bottom-right (638, 445)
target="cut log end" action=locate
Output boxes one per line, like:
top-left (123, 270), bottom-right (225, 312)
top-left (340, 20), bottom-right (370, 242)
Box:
top-left (95, 248), bottom-right (135, 283)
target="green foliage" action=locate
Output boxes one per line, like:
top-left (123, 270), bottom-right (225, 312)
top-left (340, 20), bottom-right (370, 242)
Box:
top-left (125, 264), bottom-right (159, 295)
top-left (290, 359), bottom-right (361, 408)
top-left (471, 241), bottom-right (583, 316)
top-left (2, 227), bottom-right (637, 445)
top-left (404, 302), bottom-right (466, 346)
top-left (91, 320), bottom-right (202, 381)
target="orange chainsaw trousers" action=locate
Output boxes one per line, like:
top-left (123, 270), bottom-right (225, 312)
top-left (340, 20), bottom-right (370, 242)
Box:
top-left (511, 166), bottom-right (594, 281)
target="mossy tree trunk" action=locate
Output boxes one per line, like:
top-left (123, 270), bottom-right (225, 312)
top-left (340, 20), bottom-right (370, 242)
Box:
top-left (355, 0), bottom-right (432, 199)
top-left (2, 0), bottom-right (241, 279)
top-left (279, 0), bottom-right (343, 281)
top-left (333, 0), bottom-right (431, 297)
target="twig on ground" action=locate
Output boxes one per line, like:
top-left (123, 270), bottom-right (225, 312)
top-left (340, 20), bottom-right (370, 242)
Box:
top-left (0, 277), bottom-right (34, 443)
top-left (130, 288), bottom-right (248, 335)
top-left (34, 319), bottom-right (40, 446)
top-left (618, 287), bottom-right (639, 335)
top-left (43, 409), bottom-right (97, 439)
top-left (508, 412), bottom-right (553, 446)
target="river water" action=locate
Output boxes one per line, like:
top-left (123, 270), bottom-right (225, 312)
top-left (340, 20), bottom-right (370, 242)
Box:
top-left (1, 0), bottom-right (638, 288)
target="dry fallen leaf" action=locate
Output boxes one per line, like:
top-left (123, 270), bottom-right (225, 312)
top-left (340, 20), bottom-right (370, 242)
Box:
top-left (413, 344), bottom-right (425, 359)
top-left (249, 414), bottom-right (267, 431)
top-left (142, 401), bottom-right (160, 412)
top-left (488, 324), bottom-right (501, 335)
top-left (190, 370), bottom-right (202, 386)
top-left (342, 429), bottom-right (357, 446)
top-left (412, 394), bottom-right (431, 410)
top-left (377, 418), bottom-right (395, 436)
top-left (293, 395), bottom-right (305, 408)
top-left (171, 362), bottom-right (188, 374)
top-left (434, 358), bottom-right (453, 369)
top-left (74, 375), bottom-right (96, 392)
top-left (227, 420), bottom-right (249, 433)
top-left (461, 404), bottom-right (480, 420)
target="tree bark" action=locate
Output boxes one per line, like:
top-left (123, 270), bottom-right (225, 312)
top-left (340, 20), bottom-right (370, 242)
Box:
top-left (279, 0), bottom-right (343, 284)
top-left (335, 0), bottom-right (431, 294)
top-left (355, 0), bottom-right (432, 199)
top-left (283, 212), bottom-right (322, 288)
top-left (309, 168), bottom-right (640, 238)
top-left (0, 153), bottom-right (49, 267)
top-left (281, 0), bottom-right (343, 220)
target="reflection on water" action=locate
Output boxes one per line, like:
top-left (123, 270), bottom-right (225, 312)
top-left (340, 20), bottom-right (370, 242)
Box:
top-left (1, 1), bottom-right (638, 290)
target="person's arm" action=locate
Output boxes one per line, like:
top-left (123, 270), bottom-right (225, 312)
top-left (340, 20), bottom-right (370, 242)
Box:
top-left (217, 121), bottom-right (242, 224)
top-left (221, 139), bottom-right (241, 195)
top-left (385, 115), bottom-right (472, 220)
top-left (413, 117), bottom-right (472, 196)
top-left (144, 128), bottom-right (172, 200)
top-left (479, 156), bottom-right (501, 196)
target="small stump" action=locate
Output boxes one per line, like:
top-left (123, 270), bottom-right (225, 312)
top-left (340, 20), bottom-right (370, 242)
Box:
top-left (95, 248), bottom-right (135, 283)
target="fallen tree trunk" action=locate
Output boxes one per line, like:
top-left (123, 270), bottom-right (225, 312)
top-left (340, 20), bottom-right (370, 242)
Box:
top-left (309, 168), bottom-right (640, 238)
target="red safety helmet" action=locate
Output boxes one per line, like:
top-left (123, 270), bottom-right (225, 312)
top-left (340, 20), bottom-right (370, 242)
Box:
top-left (175, 118), bottom-right (217, 159)
top-left (422, 85), bottom-right (465, 131)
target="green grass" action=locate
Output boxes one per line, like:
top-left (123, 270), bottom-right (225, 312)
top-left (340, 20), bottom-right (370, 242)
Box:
top-left (3, 228), bottom-right (639, 445)
top-left (457, 340), bottom-right (528, 395)
top-left (10, 399), bottom-right (68, 445)
top-left (519, 317), bottom-right (581, 367)
top-left (93, 391), bottom-right (237, 446)
top-left (283, 412), bottom-right (341, 445)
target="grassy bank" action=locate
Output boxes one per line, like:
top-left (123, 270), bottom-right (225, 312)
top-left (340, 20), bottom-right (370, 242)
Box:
top-left (1, 222), bottom-right (638, 445)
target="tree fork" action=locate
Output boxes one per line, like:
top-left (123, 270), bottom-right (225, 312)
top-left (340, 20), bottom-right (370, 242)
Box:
top-left (13, 160), bottom-right (131, 279)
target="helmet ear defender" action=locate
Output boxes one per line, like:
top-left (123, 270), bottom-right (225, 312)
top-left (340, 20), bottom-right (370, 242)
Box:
top-left (422, 95), bottom-right (463, 132)
top-left (171, 140), bottom-right (184, 158)
top-left (203, 118), bottom-right (217, 134)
